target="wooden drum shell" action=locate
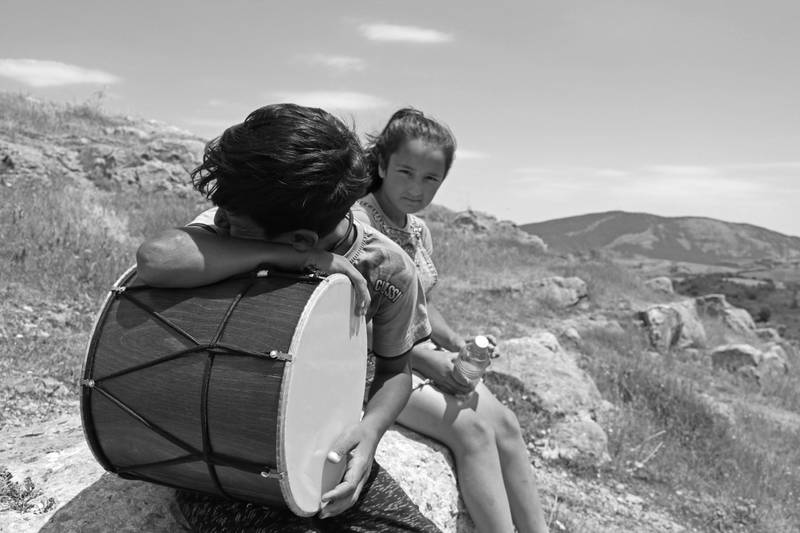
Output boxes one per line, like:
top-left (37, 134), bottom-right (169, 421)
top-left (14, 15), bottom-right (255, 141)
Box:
top-left (81, 267), bottom-right (367, 516)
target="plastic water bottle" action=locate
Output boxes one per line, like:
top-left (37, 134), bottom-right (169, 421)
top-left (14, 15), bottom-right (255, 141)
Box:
top-left (452, 335), bottom-right (492, 387)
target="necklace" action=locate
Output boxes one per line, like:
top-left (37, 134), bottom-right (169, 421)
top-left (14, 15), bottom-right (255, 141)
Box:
top-left (331, 210), bottom-right (354, 254)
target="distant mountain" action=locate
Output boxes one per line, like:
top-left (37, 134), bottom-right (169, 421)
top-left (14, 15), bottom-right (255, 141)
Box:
top-left (521, 211), bottom-right (800, 267)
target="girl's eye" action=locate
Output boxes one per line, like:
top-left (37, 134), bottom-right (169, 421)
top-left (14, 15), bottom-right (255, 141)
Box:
top-left (426, 176), bottom-right (441, 182)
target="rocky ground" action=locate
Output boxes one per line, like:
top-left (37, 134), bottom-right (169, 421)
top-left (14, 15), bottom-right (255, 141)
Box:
top-left (5, 281), bottom-right (778, 532)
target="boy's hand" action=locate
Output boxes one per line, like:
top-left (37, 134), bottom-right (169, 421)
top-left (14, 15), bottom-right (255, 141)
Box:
top-left (318, 424), bottom-right (377, 518)
top-left (306, 251), bottom-right (370, 316)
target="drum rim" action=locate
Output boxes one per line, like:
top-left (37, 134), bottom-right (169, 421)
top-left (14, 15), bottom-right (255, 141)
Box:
top-left (80, 263), bottom-right (139, 473)
top-left (277, 273), bottom-right (359, 517)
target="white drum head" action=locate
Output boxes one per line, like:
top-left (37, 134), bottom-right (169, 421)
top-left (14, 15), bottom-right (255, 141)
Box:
top-left (278, 274), bottom-right (368, 516)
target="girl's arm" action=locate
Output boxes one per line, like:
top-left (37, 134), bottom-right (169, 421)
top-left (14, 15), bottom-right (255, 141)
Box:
top-left (410, 343), bottom-right (473, 396)
top-left (427, 302), bottom-right (464, 353)
top-left (136, 227), bottom-right (370, 313)
top-left (412, 298), bottom-right (498, 395)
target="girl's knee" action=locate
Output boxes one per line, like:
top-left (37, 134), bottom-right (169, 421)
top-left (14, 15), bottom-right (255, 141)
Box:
top-left (494, 406), bottom-right (524, 444)
top-left (452, 416), bottom-right (496, 453)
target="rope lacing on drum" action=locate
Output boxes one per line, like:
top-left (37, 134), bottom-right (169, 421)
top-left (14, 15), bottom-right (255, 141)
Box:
top-left (83, 274), bottom-right (295, 498)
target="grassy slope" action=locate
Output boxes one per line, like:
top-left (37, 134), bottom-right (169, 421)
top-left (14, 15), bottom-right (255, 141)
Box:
top-left (2, 94), bottom-right (799, 531)
top-left (430, 222), bottom-right (800, 532)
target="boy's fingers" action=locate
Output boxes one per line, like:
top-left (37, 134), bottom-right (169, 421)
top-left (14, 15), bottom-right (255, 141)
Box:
top-left (356, 282), bottom-right (370, 315)
top-left (319, 460), bottom-right (370, 518)
top-left (321, 479), bottom-right (355, 503)
top-left (345, 266), bottom-right (370, 315)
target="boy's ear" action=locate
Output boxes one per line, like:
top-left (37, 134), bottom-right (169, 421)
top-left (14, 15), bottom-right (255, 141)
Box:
top-left (378, 156), bottom-right (386, 179)
top-left (289, 229), bottom-right (319, 252)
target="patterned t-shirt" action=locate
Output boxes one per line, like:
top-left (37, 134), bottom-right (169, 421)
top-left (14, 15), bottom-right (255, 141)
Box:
top-left (189, 207), bottom-right (431, 358)
top-left (352, 193), bottom-right (439, 298)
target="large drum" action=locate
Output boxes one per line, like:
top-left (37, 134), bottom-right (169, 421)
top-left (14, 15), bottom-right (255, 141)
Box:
top-left (81, 266), bottom-right (367, 516)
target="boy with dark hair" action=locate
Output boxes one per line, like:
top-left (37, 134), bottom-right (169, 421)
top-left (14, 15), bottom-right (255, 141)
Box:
top-left (136, 103), bottom-right (440, 532)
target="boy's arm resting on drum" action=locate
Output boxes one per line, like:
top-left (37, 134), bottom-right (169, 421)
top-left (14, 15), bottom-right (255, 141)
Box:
top-left (136, 226), bottom-right (289, 286)
top-left (135, 226), bottom-right (370, 312)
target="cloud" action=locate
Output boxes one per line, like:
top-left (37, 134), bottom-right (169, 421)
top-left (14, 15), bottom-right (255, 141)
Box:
top-left (512, 166), bottom-right (630, 182)
top-left (594, 168), bottom-right (630, 179)
top-left (0, 59), bottom-right (120, 87)
top-left (643, 165), bottom-right (719, 177)
top-left (270, 91), bottom-right (387, 111)
top-left (456, 149), bottom-right (489, 160)
top-left (184, 118), bottom-right (237, 129)
top-left (206, 99), bottom-right (233, 108)
top-left (301, 54), bottom-right (366, 72)
top-left (359, 24), bottom-right (453, 44)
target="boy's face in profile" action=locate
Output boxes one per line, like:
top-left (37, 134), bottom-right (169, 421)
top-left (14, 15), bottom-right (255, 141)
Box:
top-left (216, 208), bottom-right (321, 251)
top-left (217, 210), bottom-right (269, 241)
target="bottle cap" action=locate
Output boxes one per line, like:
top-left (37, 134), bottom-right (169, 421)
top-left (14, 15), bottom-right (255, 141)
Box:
top-left (474, 335), bottom-right (490, 349)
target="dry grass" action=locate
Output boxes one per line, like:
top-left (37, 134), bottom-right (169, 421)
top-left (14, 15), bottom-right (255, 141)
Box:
top-left (760, 372), bottom-right (800, 413)
top-left (0, 92), bottom-right (119, 139)
top-left (578, 327), bottom-right (800, 532)
top-left (0, 178), bottom-right (200, 301)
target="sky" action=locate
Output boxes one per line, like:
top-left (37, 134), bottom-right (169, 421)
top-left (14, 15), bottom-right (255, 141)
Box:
top-left (2, 0), bottom-right (799, 236)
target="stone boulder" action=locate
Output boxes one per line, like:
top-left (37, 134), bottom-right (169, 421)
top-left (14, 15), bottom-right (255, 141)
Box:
top-left (560, 315), bottom-right (626, 341)
top-left (114, 160), bottom-right (193, 195)
top-left (709, 344), bottom-right (761, 373)
top-left (541, 413), bottom-right (610, 468)
top-left (490, 333), bottom-right (611, 467)
top-left (376, 427), bottom-right (475, 533)
top-left (637, 300), bottom-right (707, 352)
top-left (645, 277), bottom-right (674, 294)
top-left (448, 209), bottom-right (548, 252)
top-left (696, 294), bottom-right (756, 336)
top-left (637, 305), bottom-right (681, 352)
top-left (669, 300), bottom-right (708, 347)
top-left (561, 326), bottom-right (582, 343)
top-left (637, 295), bottom-right (764, 354)
top-left (759, 343), bottom-right (790, 377)
top-left (451, 210), bottom-right (491, 232)
top-left (709, 343), bottom-right (788, 380)
top-left (1, 414), bottom-right (474, 532)
top-left (0, 414), bottom-right (186, 533)
top-left (755, 327), bottom-right (781, 342)
top-left (526, 276), bottom-right (588, 308)
top-left (145, 137), bottom-right (206, 170)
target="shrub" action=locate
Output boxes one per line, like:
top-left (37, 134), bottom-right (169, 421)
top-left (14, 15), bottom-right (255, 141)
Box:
top-left (755, 306), bottom-right (772, 323)
top-left (0, 467), bottom-right (56, 514)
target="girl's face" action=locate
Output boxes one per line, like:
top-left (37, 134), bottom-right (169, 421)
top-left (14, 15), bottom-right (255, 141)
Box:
top-left (377, 138), bottom-right (447, 219)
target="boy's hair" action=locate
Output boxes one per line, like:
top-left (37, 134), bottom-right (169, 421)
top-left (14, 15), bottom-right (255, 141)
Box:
top-left (365, 107), bottom-right (457, 192)
top-left (192, 103), bottom-right (368, 237)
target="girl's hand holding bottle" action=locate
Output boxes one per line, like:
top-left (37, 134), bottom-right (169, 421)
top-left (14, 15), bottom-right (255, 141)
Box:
top-left (423, 351), bottom-right (475, 396)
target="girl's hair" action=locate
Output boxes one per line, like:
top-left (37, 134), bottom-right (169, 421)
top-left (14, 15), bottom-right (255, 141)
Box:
top-left (365, 108), bottom-right (457, 192)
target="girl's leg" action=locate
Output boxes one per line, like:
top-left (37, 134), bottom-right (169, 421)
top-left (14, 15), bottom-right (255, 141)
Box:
top-left (397, 376), bottom-right (515, 533)
top-left (470, 382), bottom-right (549, 533)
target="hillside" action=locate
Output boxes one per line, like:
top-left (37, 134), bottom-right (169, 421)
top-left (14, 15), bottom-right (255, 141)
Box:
top-left (2, 93), bottom-right (800, 532)
top-left (522, 211), bottom-right (800, 268)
